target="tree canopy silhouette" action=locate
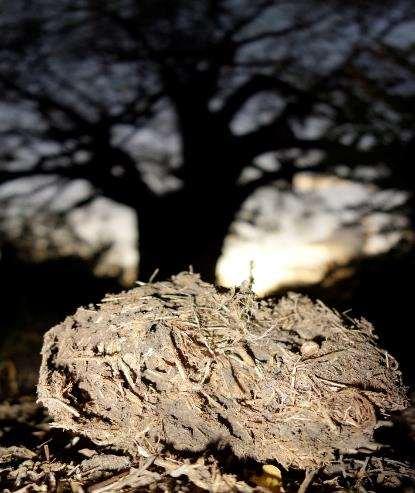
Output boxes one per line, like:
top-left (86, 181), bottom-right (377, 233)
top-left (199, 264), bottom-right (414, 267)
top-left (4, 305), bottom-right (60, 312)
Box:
top-left (0, 0), bottom-right (414, 279)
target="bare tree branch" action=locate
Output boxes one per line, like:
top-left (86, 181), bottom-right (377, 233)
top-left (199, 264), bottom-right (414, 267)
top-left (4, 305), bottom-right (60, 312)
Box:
top-left (221, 70), bottom-right (299, 122)
top-left (235, 12), bottom-right (331, 46)
top-left (221, 0), bottom-right (276, 42)
top-left (0, 74), bottom-right (91, 130)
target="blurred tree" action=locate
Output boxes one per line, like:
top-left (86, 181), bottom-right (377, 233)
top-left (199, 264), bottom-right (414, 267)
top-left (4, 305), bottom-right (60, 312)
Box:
top-left (0, 0), bottom-right (414, 279)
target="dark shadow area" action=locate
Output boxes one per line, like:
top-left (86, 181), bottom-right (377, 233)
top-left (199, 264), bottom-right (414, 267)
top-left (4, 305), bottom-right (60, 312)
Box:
top-left (0, 247), bottom-right (123, 394)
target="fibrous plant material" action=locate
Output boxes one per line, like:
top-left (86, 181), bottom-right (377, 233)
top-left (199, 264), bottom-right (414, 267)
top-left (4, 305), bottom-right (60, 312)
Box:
top-left (38, 272), bottom-right (408, 470)
top-left (2, 397), bottom-right (415, 492)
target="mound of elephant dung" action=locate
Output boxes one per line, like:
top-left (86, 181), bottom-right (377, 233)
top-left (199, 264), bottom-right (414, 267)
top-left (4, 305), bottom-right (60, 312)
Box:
top-left (38, 272), bottom-right (408, 469)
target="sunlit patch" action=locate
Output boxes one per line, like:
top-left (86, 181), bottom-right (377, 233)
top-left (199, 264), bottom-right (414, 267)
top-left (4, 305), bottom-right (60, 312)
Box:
top-left (251, 464), bottom-right (285, 492)
top-left (216, 238), bottom-right (350, 297)
top-left (216, 173), bottom-right (410, 296)
top-left (0, 178), bottom-right (139, 286)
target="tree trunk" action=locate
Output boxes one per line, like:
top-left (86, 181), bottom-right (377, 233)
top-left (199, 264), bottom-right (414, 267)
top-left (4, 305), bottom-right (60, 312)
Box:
top-left (137, 180), bottom-right (241, 282)
top-left (135, 75), bottom-right (249, 281)
top-left (137, 145), bottom-right (246, 282)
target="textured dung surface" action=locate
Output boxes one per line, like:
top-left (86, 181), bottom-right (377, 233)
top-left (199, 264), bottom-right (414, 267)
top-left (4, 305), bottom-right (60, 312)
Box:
top-left (38, 272), bottom-right (408, 469)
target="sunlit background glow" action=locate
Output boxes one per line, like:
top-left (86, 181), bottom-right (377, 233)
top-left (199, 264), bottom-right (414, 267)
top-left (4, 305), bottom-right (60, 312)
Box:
top-left (1, 171), bottom-right (410, 295)
top-left (216, 172), bottom-right (410, 296)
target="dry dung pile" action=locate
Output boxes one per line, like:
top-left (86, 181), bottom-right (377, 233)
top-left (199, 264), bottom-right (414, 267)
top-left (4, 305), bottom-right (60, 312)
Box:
top-left (38, 272), bottom-right (408, 471)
